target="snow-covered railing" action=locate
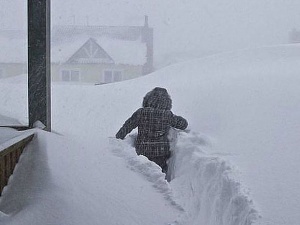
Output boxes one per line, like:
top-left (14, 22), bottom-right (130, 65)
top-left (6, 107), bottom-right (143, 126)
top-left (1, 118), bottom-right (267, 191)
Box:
top-left (0, 125), bottom-right (29, 131)
top-left (0, 133), bottom-right (34, 195)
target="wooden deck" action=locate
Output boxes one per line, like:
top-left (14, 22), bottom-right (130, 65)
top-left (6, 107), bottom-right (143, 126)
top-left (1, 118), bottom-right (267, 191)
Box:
top-left (0, 129), bottom-right (34, 195)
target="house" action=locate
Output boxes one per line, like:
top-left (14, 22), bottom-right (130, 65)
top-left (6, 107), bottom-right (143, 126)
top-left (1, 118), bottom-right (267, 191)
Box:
top-left (0, 16), bottom-right (153, 84)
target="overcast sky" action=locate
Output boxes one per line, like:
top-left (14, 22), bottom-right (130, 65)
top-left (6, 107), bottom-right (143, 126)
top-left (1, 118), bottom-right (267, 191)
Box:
top-left (1, 0), bottom-right (300, 56)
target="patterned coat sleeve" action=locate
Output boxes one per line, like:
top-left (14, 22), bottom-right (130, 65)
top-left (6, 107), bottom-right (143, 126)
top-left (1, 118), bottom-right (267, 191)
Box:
top-left (170, 114), bottom-right (188, 130)
top-left (116, 109), bottom-right (141, 139)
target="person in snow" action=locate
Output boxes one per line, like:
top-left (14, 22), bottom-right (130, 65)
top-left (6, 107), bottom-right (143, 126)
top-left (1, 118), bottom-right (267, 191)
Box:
top-left (116, 87), bottom-right (188, 173)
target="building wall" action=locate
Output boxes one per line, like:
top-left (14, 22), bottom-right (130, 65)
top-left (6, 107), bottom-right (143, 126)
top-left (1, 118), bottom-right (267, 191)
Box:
top-left (0, 63), bottom-right (144, 84)
top-left (51, 63), bottom-right (143, 84)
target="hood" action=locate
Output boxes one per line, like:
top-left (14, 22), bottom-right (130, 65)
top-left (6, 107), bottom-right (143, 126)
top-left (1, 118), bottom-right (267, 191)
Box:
top-left (142, 87), bottom-right (172, 110)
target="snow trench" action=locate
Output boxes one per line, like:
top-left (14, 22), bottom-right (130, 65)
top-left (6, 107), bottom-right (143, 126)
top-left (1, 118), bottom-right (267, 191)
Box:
top-left (110, 136), bottom-right (184, 212)
top-left (110, 130), bottom-right (259, 225)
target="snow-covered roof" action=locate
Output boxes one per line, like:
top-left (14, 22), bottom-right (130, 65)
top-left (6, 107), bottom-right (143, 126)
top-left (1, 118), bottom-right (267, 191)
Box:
top-left (51, 25), bottom-right (144, 42)
top-left (52, 25), bottom-right (147, 65)
top-left (0, 25), bottom-right (148, 65)
top-left (52, 35), bottom-right (146, 65)
top-left (95, 37), bottom-right (146, 65)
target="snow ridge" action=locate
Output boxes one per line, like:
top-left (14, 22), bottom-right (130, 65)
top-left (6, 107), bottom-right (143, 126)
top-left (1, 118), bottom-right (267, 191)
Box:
top-left (110, 136), bottom-right (185, 213)
top-left (169, 131), bottom-right (259, 225)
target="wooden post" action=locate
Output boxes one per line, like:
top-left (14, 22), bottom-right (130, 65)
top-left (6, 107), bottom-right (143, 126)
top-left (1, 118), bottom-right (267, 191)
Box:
top-left (0, 158), bottom-right (5, 193)
top-left (28, 0), bottom-right (51, 131)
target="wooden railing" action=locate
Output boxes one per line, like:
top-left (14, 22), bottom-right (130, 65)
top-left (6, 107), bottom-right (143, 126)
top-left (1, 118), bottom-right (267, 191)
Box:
top-left (0, 133), bottom-right (34, 195)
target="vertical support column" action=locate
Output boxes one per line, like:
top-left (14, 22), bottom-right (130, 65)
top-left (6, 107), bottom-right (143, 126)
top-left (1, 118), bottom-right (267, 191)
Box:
top-left (28, 0), bottom-right (51, 131)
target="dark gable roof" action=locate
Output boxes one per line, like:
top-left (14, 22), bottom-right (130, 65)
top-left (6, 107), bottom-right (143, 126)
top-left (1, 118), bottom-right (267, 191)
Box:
top-left (67, 38), bottom-right (114, 64)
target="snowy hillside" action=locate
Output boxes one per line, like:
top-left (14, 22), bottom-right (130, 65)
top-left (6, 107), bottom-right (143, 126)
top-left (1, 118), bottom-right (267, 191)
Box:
top-left (1, 44), bottom-right (300, 225)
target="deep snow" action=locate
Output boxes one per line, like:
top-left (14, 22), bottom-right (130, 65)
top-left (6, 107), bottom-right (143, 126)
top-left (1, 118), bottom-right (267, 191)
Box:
top-left (0, 44), bottom-right (300, 225)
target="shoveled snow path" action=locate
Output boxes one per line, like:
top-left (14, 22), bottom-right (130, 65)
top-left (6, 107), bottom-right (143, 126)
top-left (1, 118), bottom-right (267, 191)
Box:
top-left (111, 130), bottom-right (258, 225)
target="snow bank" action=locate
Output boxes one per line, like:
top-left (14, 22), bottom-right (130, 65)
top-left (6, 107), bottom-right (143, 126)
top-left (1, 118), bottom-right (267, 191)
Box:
top-left (168, 131), bottom-right (258, 225)
top-left (0, 130), bottom-right (60, 225)
top-left (0, 114), bottom-right (23, 127)
top-left (109, 129), bottom-right (258, 225)
top-left (0, 129), bottom-right (181, 225)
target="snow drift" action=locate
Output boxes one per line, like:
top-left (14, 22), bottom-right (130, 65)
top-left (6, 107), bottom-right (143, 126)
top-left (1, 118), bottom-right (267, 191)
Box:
top-left (1, 44), bottom-right (300, 225)
top-left (168, 131), bottom-right (258, 225)
top-left (51, 44), bottom-right (300, 225)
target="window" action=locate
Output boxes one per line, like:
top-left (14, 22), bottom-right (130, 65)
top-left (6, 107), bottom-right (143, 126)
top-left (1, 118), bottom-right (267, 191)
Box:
top-left (104, 70), bottom-right (113, 83)
top-left (71, 70), bottom-right (80, 81)
top-left (61, 69), bottom-right (80, 82)
top-left (61, 70), bottom-right (70, 81)
top-left (114, 71), bottom-right (122, 82)
top-left (103, 70), bottom-right (123, 83)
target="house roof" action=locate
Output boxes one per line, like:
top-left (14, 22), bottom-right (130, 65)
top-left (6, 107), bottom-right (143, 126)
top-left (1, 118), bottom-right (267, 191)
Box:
top-left (66, 38), bottom-right (114, 64)
top-left (51, 25), bottom-right (147, 65)
top-left (0, 25), bottom-right (148, 65)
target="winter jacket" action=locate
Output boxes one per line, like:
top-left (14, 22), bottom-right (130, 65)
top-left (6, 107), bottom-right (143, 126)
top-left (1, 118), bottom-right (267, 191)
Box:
top-left (116, 87), bottom-right (188, 157)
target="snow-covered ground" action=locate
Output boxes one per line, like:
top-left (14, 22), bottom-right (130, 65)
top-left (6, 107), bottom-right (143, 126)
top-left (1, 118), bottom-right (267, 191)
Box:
top-left (0, 44), bottom-right (300, 225)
